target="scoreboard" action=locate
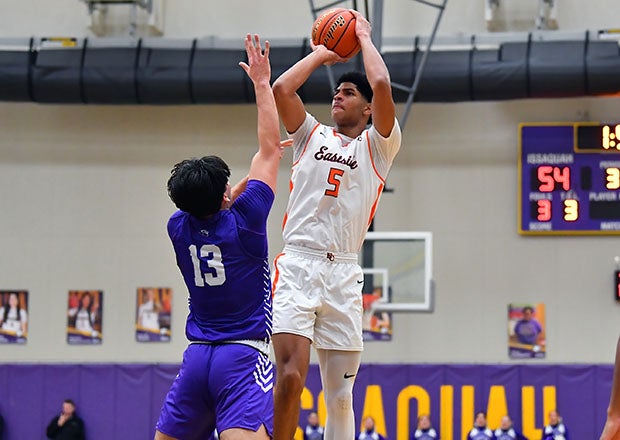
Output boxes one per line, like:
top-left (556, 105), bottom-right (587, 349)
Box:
top-left (519, 123), bottom-right (620, 235)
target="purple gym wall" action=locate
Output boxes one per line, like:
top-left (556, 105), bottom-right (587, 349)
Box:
top-left (0, 363), bottom-right (611, 439)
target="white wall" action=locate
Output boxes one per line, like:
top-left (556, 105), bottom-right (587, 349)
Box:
top-left (0, 0), bottom-right (619, 364)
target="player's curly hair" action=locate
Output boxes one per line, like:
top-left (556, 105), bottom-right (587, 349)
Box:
top-left (337, 71), bottom-right (373, 103)
top-left (167, 156), bottom-right (230, 219)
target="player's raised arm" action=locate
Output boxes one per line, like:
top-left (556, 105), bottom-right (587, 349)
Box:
top-left (238, 34), bottom-right (283, 193)
top-left (350, 9), bottom-right (396, 138)
top-left (272, 43), bottom-right (342, 134)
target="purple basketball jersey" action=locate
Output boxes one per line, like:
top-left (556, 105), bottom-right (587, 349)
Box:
top-left (167, 179), bottom-right (274, 343)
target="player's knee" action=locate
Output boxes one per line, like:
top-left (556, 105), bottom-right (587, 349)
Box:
top-left (275, 367), bottom-right (304, 397)
top-left (325, 388), bottom-right (353, 416)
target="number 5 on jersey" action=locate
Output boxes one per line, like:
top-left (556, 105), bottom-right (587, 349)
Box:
top-left (189, 244), bottom-right (226, 286)
top-left (325, 167), bottom-right (344, 197)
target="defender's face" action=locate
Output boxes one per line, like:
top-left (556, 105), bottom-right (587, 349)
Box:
top-left (222, 182), bottom-right (232, 209)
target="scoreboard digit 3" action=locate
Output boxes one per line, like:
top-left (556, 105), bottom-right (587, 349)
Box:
top-left (519, 122), bottom-right (620, 235)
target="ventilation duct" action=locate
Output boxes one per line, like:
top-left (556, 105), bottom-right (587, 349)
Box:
top-left (0, 33), bottom-right (619, 104)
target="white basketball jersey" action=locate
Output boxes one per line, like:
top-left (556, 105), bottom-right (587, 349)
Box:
top-left (282, 113), bottom-right (401, 253)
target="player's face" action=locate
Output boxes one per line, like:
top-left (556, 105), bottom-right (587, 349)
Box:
top-left (500, 416), bottom-right (511, 429)
top-left (9, 293), bottom-right (18, 308)
top-left (222, 182), bottom-right (232, 209)
top-left (331, 82), bottom-right (370, 125)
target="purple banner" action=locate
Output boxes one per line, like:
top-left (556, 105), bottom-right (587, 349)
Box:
top-left (0, 363), bottom-right (612, 439)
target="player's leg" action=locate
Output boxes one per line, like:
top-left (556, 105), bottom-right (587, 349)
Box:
top-left (219, 424), bottom-right (269, 439)
top-left (272, 333), bottom-right (312, 439)
top-left (155, 344), bottom-right (216, 440)
top-left (213, 345), bottom-right (274, 439)
top-left (154, 431), bottom-right (178, 440)
top-left (272, 333), bottom-right (312, 440)
top-left (272, 251), bottom-right (320, 440)
top-left (316, 348), bottom-right (362, 440)
top-left (312, 259), bottom-right (364, 440)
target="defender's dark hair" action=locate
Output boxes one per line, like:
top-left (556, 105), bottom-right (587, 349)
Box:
top-left (167, 156), bottom-right (231, 219)
top-left (336, 71), bottom-right (373, 103)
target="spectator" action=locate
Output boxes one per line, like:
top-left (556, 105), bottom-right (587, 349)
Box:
top-left (357, 416), bottom-right (387, 440)
top-left (494, 415), bottom-right (528, 440)
top-left (467, 411), bottom-right (495, 440)
top-left (542, 410), bottom-right (568, 440)
top-left (304, 411), bottom-right (324, 440)
top-left (412, 414), bottom-right (439, 439)
top-left (46, 399), bottom-right (85, 440)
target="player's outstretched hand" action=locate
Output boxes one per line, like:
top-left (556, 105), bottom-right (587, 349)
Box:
top-left (239, 33), bottom-right (271, 84)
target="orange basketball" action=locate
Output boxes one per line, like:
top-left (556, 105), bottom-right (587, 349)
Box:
top-left (311, 8), bottom-right (360, 58)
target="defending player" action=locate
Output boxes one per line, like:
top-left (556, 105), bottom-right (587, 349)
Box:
top-left (271, 10), bottom-right (402, 440)
top-left (154, 34), bottom-right (284, 440)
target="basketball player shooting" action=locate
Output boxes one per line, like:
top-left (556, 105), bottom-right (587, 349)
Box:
top-left (271, 9), bottom-right (402, 440)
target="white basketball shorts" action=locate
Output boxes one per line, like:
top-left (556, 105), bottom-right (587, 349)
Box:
top-left (272, 245), bottom-right (364, 351)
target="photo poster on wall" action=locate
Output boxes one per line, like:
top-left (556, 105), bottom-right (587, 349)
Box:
top-left (135, 287), bottom-right (172, 342)
top-left (362, 269), bottom-right (392, 341)
top-left (0, 290), bottom-right (28, 344)
top-left (508, 302), bottom-right (546, 359)
top-left (67, 290), bottom-right (103, 345)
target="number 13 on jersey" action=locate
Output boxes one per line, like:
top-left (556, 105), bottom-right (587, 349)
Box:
top-left (189, 244), bottom-right (226, 287)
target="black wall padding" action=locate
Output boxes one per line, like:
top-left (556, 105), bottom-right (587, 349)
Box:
top-left (529, 40), bottom-right (586, 97)
top-left (192, 47), bottom-right (250, 103)
top-left (474, 45), bottom-right (527, 100)
top-left (1, 35), bottom-right (620, 104)
top-left (415, 50), bottom-right (472, 102)
top-left (0, 39), bottom-right (31, 101)
top-left (587, 41), bottom-right (620, 95)
top-left (83, 43), bottom-right (139, 103)
top-left (31, 44), bottom-right (83, 103)
top-left (138, 42), bottom-right (193, 104)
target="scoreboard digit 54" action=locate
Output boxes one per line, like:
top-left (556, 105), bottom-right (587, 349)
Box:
top-left (519, 122), bottom-right (620, 235)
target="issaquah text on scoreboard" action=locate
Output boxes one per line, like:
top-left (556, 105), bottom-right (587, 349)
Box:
top-left (519, 124), bottom-right (620, 234)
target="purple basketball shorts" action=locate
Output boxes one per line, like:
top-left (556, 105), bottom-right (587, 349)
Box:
top-left (156, 342), bottom-right (274, 439)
